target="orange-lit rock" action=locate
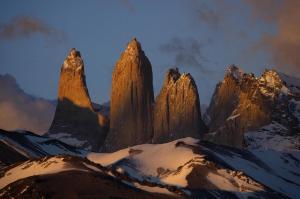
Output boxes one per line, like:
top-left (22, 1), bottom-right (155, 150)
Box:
top-left (204, 65), bottom-right (295, 147)
top-left (103, 38), bottom-right (154, 152)
top-left (48, 48), bottom-right (108, 151)
top-left (153, 68), bottom-right (207, 143)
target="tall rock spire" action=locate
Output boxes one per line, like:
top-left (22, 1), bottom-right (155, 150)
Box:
top-left (103, 38), bottom-right (154, 152)
top-left (48, 48), bottom-right (108, 151)
top-left (152, 68), bottom-right (207, 143)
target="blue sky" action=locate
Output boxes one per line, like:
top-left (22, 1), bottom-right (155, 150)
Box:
top-left (0, 0), bottom-right (295, 105)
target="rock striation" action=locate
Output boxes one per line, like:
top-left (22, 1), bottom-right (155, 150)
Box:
top-left (153, 68), bottom-right (207, 143)
top-left (48, 48), bottom-right (108, 151)
top-left (103, 38), bottom-right (154, 152)
top-left (205, 65), bottom-right (300, 147)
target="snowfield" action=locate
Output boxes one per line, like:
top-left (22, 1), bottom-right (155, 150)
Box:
top-left (88, 137), bottom-right (299, 198)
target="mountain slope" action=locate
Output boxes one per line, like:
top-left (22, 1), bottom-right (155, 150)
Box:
top-left (0, 156), bottom-right (176, 199)
top-left (0, 129), bottom-right (85, 166)
top-left (88, 138), bottom-right (297, 198)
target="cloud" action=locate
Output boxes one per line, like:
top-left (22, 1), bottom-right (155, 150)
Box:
top-left (159, 37), bottom-right (212, 74)
top-left (245, 0), bottom-right (300, 75)
top-left (0, 16), bottom-right (66, 42)
top-left (0, 74), bottom-right (55, 134)
top-left (119, 0), bottom-right (135, 12)
top-left (192, 1), bottom-right (223, 30)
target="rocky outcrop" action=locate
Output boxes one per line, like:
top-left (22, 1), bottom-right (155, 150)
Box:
top-left (48, 48), bottom-right (108, 151)
top-left (205, 65), bottom-right (300, 147)
top-left (103, 38), bottom-right (154, 152)
top-left (152, 68), bottom-right (207, 143)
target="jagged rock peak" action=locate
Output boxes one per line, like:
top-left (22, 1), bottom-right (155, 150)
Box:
top-left (153, 67), bottom-right (207, 143)
top-left (259, 69), bottom-right (284, 88)
top-left (164, 67), bottom-right (181, 84)
top-left (163, 68), bottom-right (198, 89)
top-left (225, 64), bottom-right (244, 81)
top-left (124, 37), bottom-right (143, 56)
top-left (62, 48), bottom-right (84, 71)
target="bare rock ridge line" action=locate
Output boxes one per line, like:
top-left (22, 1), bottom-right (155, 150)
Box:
top-left (102, 38), bottom-right (155, 152)
top-left (153, 68), bottom-right (207, 143)
top-left (48, 48), bottom-right (108, 151)
top-left (205, 64), bottom-right (300, 147)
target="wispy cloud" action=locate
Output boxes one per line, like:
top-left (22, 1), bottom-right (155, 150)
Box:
top-left (0, 16), bottom-right (66, 43)
top-left (159, 37), bottom-right (212, 74)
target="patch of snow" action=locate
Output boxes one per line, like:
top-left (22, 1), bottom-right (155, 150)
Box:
top-left (0, 139), bottom-right (31, 158)
top-left (88, 137), bottom-right (200, 187)
top-left (245, 122), bottom-right (299, 152)
top-left (133, 182), bottom-right (177, 196)
top-left (226, 65), bottom-right (243, 81)
top-left (205, 146), bottom-right (300, 198)
top-left (226, 113), bottom-right (240, 121)
top-left (82, 162), bottom-right (101, 172)
top-left (48, 133), bottom-right (88, 148)
top-left (278, 72), bottom-right (300, 93)
top-left (0, 157), bottom-right (86, 189)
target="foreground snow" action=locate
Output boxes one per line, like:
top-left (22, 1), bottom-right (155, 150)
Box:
top-left (0, 157), bottom-right (88, 189)
top-left (88, 137), bottom-right (290, 197)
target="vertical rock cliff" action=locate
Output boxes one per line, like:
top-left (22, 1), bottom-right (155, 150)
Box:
top-left (205, 65), bottom-right (300, 147)
top-left (103, 38), bottom-right (154, 152)
top-left (48, 48), bottom-right (108, 151)
top-left (152, 68), bottom-right (207, 143)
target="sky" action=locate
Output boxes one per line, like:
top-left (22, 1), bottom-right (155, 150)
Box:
top-left (0, 0), bottom-right (299, 105)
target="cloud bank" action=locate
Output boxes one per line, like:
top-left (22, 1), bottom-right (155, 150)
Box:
top-left (246, 0), bottom-right (300, 75)
top-left (0, 74), bottom-right (55, 134)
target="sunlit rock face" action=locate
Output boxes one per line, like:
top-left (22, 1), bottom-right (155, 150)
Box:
top-left (103, 38), bottom-right (154, 152)
top-left (48, 48), bottom-right (108, 151)
top-left (153, 68), bottom-right (207, 143)
top-left (205, 65), bottom-right (300, 147)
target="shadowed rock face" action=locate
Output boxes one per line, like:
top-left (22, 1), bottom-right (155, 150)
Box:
top-left (103, 38), bottom-right (154, 152)
top-left (153, 68), bottom-right (207, 143)
top-left (48, 48), bottom-right (108, 151)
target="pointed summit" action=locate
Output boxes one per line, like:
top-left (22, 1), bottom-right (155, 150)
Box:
top-left (48, 48), bottom-right (108, 151)
top-left (153, 68), bottom-right (207, 143)
top-left (225, 64), bottom-right (244, 81)
top-left (103, 38), bottom-right (154, 152)
top-left (120, 37), bottom-right (144, 59)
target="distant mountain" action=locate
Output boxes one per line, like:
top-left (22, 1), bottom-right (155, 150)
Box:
top-left (205, 65), bottom-right (300, 149)
top-left (0, 74), bottom-right (56, 134)
top-left (0, 129), bottom-right (85, 168)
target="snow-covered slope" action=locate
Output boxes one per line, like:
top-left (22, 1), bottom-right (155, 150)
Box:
top-left (0, 155), bottom-right (181, 198)
top-left (1, 137), bottom-right (298, 198)
top-left (245, 122), bottom-right (300, 151)
top-left (0, 129), bottom-right (86, 161)
top-left (88, 138), bottom-right (296, 198)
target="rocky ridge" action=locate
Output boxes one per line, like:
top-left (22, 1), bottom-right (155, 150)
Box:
top-left (205, 65), bottom-right (300, 148)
